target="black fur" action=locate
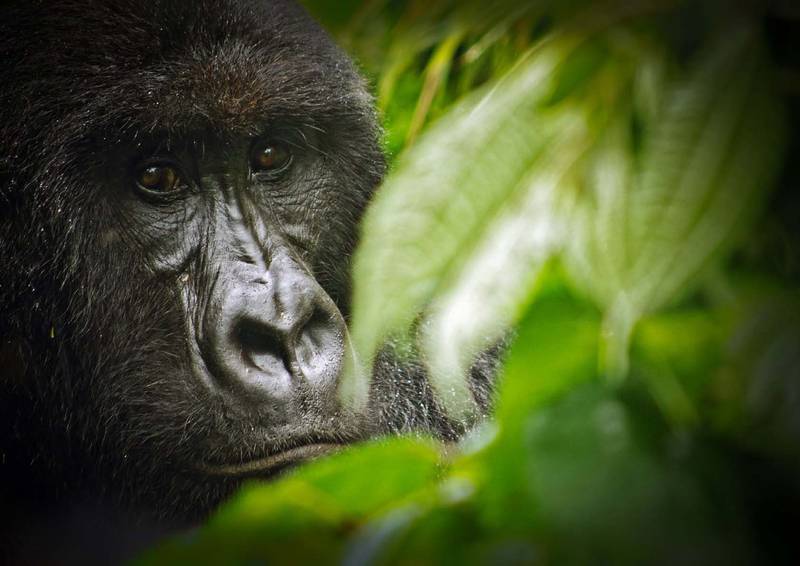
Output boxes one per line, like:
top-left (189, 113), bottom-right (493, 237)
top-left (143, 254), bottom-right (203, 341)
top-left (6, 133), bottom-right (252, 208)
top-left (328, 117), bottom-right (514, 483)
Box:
top-left (0, 0), bottom-right (495, 562)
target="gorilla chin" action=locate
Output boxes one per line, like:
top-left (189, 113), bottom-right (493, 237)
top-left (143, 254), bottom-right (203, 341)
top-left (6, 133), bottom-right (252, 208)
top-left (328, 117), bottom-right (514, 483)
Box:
top-left (0, 0), bottom-right (495, 560)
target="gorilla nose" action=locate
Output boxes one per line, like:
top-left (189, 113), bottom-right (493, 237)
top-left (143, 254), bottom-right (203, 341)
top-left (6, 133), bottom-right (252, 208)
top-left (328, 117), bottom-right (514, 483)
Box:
top-left (202, 255), bottom-right (346, 404)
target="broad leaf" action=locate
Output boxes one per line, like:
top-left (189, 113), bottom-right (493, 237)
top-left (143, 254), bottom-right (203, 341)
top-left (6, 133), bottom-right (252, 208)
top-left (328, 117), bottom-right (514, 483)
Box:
top-left (564, 28), bottom-right (787, 379)
top-left (350, 35), bottom-right (598, 418)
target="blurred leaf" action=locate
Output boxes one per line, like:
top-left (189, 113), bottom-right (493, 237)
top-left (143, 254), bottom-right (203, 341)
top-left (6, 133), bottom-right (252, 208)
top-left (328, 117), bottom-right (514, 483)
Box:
top-left (138, 438), bottom-right (441, 565)
top-left (351, 35), bottom-right (598, 419)
top-left (299, 0), bottom-right (364, 33)
top-left (404, 30), bottom-right (465, 145)
top-left (487, 278), bottom-right (602, 423)
top-left (420, 135), bottom-right (585, 422)
top-left (627, 29), bottom-right (786, 311)
top-left (565, 28), bottom-right (787, 380)
top-left (519, 384), bottom-right (752, 565)
top-left (346, 503), bottom-right (486, 566)
top-left (724, 295), bottom-right (800, 452)
top-left (632, 309), bottom-right (726, 425)
top-left (478, 286), bottom-right (601, 528)
top-left (288, 437), bottom-right (442, 515)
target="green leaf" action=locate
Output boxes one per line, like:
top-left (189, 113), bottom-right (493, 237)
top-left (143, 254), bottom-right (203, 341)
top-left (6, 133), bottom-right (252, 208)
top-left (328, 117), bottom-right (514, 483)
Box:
top-left (138, 438), bottom-right (442, 565)
top-left (564, 28), bottom-right (787, 379)
top-left (351, 35), bottom-right (600, 418)
top-left (420, 130), bottom-right (586, 420)
top-left (518, 384), bottom-right (748, 564)
top-left (287, 437), bottom-right (442, 516)
top-left (494, 285), bottom-right (601, 436)
top-left (627, 28), bottom-right (786, 313)
top-left (477, 287), bottom-right (601, 528)
top-left (632, 309), bottom-right (726, 425)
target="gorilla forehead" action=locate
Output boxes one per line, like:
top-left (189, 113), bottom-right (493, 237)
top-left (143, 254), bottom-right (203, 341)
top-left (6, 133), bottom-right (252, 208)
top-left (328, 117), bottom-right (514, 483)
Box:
top-left (1, 0), bottom-right (372, 138)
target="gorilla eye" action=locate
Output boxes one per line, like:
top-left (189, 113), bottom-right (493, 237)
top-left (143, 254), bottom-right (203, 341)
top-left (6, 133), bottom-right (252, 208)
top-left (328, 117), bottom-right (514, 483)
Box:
top-left (251, 142), bottom-right (292, 173)
top-left (135, 164), bottom-right (181, 194)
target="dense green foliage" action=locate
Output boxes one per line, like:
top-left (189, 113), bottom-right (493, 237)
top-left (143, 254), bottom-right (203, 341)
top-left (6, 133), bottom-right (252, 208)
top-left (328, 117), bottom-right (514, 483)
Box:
top-left (141, 1), bottom-right (800, 563)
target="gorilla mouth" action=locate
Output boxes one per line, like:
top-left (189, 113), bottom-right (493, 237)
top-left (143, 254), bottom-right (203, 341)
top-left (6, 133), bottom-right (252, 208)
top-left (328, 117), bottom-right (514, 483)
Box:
top-left (199, 443), bottom-right (343, 478)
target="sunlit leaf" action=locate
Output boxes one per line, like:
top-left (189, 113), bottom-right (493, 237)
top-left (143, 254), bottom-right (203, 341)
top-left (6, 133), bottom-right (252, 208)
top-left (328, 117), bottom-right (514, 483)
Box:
top-left (420, 143), bottom-right (583, 418)
top-left (351, 35), bottom-right (597, 418)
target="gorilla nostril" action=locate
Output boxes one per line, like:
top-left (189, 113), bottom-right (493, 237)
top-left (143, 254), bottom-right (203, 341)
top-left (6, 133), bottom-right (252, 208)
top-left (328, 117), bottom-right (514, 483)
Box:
top-left (236, 320), bottom-right (291, 377)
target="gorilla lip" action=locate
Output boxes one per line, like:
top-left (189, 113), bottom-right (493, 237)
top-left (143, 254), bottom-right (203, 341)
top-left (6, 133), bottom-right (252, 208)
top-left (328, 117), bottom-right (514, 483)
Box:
top-left (199, 443), bottom-right (342, 477)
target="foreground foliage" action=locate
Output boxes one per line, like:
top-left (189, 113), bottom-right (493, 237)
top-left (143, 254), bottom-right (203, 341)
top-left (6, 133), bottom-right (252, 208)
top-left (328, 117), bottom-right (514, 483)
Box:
top-left (142, 1), bottom-right (799, 563)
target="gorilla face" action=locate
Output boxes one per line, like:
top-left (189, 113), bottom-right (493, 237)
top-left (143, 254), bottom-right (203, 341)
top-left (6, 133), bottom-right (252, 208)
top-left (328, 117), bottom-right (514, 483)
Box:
top-left (0, 0), bottom-right (390, 521)
top-left (88, 127), bottom-right (376, 503)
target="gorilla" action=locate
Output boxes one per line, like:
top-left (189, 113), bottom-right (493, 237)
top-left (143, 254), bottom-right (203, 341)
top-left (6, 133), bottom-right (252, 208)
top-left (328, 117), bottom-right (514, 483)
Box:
top-left (0, 0), bottom-right (496, 560)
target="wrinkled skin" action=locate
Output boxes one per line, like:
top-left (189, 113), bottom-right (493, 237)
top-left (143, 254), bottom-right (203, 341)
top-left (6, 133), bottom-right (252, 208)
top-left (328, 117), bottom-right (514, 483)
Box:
top-left (0, 0), bottom-right (497, 560)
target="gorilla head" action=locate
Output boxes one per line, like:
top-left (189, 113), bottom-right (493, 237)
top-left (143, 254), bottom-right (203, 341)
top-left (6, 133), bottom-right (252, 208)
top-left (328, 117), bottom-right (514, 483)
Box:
top-left (0, 0), bottom-right (477, 536)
